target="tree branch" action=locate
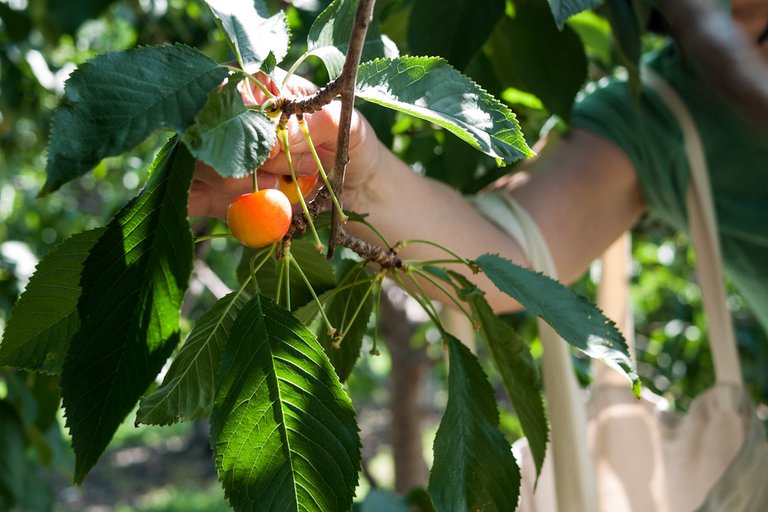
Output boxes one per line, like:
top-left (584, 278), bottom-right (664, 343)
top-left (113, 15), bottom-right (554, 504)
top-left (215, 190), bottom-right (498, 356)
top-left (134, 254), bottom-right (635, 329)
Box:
top-left (659, 0), bottom-right (768, 132)
top-left (282, 0), bottom-right (395, 268)
top-left (327, 0), bottom-right (377, 257)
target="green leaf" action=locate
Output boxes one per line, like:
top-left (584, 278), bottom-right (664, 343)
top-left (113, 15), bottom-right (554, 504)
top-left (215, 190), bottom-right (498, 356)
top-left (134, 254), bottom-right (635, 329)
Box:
top-left (0, 401), bottom-right (26, 508)
top-left (204, 0), bottom-right (289, 69)
top-left (211, 294), bottom-right (360, 511)
top-left (356, 57), bottom-right (533, 166)
top-left (547, 0), bottom-right (602, 29)
top-left (0, 228), bottom-right (103, 373)
top-left (303, 0), bottom-right (389, 79)
top-left (475, 254), bottom-right (640, 394)
top-left (439, 269), bottom-right (548, 479)
top-left (182, 77), bottom-right (276, 179)
top-left (488, 4), bottom-right (587, 120)
top-left (61, 138), bottom-right (195, 483)
top-left (428, 334), bottom-right (520, 511)
top-left (236, 238), bottom-right (337, 311)
top-left (136, 291), bottom-right (249, 426)
top-left (407, 0), bottom-right (505, 70)
top-left (42, 44), bottom-right (227, 194)
top-left (318, 261), bottom-right (374, 382)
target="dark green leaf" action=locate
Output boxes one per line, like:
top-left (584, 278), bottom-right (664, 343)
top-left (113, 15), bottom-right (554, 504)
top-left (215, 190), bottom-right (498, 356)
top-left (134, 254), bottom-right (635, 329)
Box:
top-left (136, 291), bottom-right (249, 425)
top-left (0, 401), bottom-right (26, 508)
top-left (61, 138), bottom-right (195, 483)
top-left (302, 0), bottom-right (389, 79)
top-left (236, 238), bottom-right (336, 311)
top-left (319, 261), bottom-right (374, 382)
top-left (475, 254), bottom-right (640, 394)
top-left (211, 295), bottom-right (360, 511)
top-left (0, 3), bottom-right (32, 42)
top-left (204, 0), bottom-right (289, 69)
top-left (182, 77), bottom-right (276, 179)
top-left (443, 270), bottom-right (548, 479)
top-left (43, 44), bottom-right (227, 194)
top-left (601, 0), bottom-right (642, 96)
top-left (489, 4), bottom-right (587, 120)
top-left (426, 266), bottom-right (546, 473)
top-left (428, 334), bottom-right (520, 511)
top-left (356, 57), bottom-right (533, 166)
top-left (547, 0), bottom-right (601, 29)
top-left (0, 228), bottom-right (103, 373)
top-left (407, 0), bottom-right (505, 70)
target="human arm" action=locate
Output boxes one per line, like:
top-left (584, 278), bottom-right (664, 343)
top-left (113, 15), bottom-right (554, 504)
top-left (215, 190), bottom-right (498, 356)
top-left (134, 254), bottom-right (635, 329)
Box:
top-left (189, 92), bottom-right (646, 313)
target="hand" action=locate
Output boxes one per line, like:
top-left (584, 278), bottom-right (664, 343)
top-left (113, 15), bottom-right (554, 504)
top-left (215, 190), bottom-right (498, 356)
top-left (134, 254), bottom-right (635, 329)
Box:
top-left (188, 70), bottom-right (383, 219)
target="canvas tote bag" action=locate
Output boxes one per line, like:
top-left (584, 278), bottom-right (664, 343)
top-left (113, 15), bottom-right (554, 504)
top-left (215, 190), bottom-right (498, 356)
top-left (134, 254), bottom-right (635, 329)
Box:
top-left (472, 70), bottom-right (768, 511)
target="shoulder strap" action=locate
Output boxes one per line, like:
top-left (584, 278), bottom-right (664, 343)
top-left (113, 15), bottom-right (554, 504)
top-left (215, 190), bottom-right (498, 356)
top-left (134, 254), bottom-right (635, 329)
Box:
top-left (642, 69), bottom-right (742, 385)
top-left (472, 192), bottom-right (598, 512)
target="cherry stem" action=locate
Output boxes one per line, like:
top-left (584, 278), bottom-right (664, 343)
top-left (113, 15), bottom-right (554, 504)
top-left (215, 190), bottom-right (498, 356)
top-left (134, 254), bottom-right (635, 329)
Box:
top-left (279, 128), bottom-right (324, 252)
top-left (298, 117), bottom-right (348, 223)
top-left (195, 233), bottom-right (232, 244)
top-left (401, 239), bottom-right (476, 270)
top-left (226, 65), bottom-right (277, 100)
top-left (332, 266), bottom-right (381, 348)
top-left (369, 277), bottom-right (384, 355)
top-left (249, 244), bottom-right (276, 283)
top-left (410, 266), bottom-right (475, 327)
top-left (392, 272), bottom-right (447, 338)
top-left (289, 253), bottom-right (336, 336)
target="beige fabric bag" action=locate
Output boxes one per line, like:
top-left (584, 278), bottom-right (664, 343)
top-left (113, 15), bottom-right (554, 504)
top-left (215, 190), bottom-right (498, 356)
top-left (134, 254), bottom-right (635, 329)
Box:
top-left (473, 70), bottom-right (768, 511)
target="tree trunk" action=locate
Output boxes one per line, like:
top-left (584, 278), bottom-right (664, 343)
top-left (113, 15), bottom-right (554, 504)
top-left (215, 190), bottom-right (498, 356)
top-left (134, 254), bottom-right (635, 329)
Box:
top-left (379, 284), bottom-right (430, 493)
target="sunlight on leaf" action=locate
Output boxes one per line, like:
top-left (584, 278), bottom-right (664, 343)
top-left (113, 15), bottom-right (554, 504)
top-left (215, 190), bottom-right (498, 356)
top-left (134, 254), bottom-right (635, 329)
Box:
top-left (211, 294), bottom-right (360, 511)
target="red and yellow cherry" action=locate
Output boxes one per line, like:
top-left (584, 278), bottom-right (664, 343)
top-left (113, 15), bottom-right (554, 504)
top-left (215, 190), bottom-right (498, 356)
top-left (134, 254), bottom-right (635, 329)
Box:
top-left (227, 189), bottom-right (292, 248)
top-left (278, 173), bottom-right (320, 205)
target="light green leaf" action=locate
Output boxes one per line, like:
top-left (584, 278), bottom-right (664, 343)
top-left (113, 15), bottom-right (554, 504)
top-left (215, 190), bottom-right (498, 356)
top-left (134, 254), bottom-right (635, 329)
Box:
top-left (204, 0), bottom-right (289, 69)
top-left (236, 238), bottom-right (336, 311)
top-left (0, 228), bottom-right (103, 374)
top-left (548, 0), bottom-right (601, 29)
top-left (356, 57), bottom-right (533, 166)
top-left (428, 334), bottom-right (520, 511)
top-left (43, 44), bottom-right (227, 194)
top-left (476, 253), bottom-right (640, 394)
top-left (61, 138), bottom-right (195, 483)
top-left (438, 268), bottom-right (548, 479)
top-left (182, 77), bottom-right (276, 179)
top-left (302, 0), bottom-right (389, 79)
top-left (489, 3), bottom-right (587, 120)
top-left (318, 261), bottom-right (373, 382)
top-left (407, 0), bottom-right (505, 70)
top-left (136, 291), bottom-right (249, 426)
top-left (211, 294), bottom-right (360, 511)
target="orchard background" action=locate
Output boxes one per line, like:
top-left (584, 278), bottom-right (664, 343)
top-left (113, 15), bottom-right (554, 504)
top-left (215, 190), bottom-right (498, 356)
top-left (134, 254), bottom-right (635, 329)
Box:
top-left (1, 0), bottom-right (767, 511)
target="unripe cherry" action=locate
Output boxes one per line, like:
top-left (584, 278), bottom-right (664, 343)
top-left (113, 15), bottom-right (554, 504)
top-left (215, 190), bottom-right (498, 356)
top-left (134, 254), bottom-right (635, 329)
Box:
top-left (227, 189), bottom-right (292, 248)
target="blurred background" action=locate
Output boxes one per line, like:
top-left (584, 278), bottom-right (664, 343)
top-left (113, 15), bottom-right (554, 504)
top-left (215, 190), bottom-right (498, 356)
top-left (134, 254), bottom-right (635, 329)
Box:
top-left (1, 0), bottom-right (766, 510)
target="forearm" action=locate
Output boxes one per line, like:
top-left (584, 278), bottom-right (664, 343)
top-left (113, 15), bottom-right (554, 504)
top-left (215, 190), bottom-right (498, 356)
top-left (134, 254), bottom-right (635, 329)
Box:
top-left (343, 145), bottom-right (530, 312)
top-left (342, 129), bottom-right (646, 313)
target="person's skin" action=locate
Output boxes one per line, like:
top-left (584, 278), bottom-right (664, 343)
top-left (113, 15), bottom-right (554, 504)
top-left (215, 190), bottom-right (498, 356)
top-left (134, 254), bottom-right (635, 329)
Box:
top-left (188, 3), bottom-right (768, 312)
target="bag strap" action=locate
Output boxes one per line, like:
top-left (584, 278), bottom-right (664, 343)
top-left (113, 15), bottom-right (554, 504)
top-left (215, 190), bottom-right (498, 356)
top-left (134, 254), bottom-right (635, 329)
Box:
top-left (642, 70), bottom-right (742, 386)
top-left (471, 193), bottom-right (598, 512)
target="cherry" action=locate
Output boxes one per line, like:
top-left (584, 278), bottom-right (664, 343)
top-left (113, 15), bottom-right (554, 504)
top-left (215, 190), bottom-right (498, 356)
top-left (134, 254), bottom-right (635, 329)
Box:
top-left (227, 189), bottom-right (292, 248)
top-left (278, 173), bottom-right (320, 205)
